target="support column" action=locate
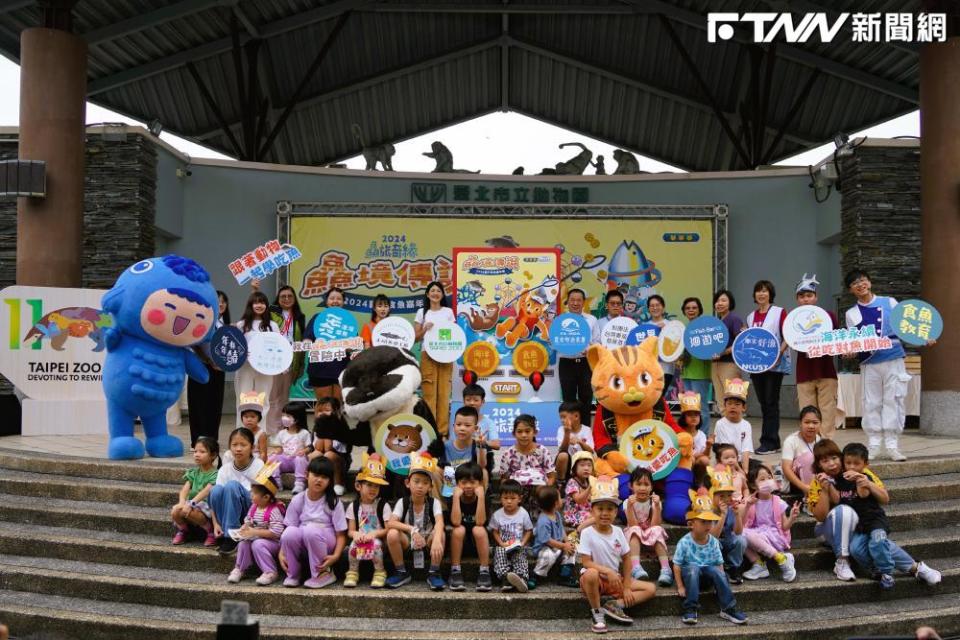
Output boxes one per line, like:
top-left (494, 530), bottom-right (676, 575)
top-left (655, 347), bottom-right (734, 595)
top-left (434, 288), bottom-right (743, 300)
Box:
top-left (919, 35), bottom-right (960, 435)
top-left (16, 25), bottom-right (87, 287)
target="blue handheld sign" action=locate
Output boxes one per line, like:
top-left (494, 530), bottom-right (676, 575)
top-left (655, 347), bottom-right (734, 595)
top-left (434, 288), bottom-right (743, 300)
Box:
top-left (891, 299), bottom-right (943, 346)
top-left (683, 315), bottom-right (729, 360)
top-left (312, 307), bottom-right (359, 341)
top-left (627, 323), bottom-right (660, 346)
top-left (548, 313), bottom-right (591, 356)
top-left (732, 327), bottom-right (779, 374)
top-left (210, 325), bottom-right (247, 372)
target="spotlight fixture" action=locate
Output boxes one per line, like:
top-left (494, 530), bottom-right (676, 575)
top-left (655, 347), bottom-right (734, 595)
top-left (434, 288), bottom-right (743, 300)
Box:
top-left (148, 119), bottom-right (163, 137)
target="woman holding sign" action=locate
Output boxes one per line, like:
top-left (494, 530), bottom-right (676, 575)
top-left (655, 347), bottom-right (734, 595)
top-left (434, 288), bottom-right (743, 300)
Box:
top-left (415, 281), bottom-right (455, 437)
top-left (710, 290), bottom-right (744, 422)
top-left (679, 297), bottom-right (712, 432)
top-left (361, 294), bottom-right (392, 348)
top-left (647, 295), bottom-right (676, 395)
top-left (267, 286), bottom-right (306, 434)
top-left (745, 280), bottom-right (791, 455)
top-left (234, 292), bottom-right (280, 427)
top-left (188, 290), bottom-right (230, 445)
top-left (304, 288), bottom-right (352, 404)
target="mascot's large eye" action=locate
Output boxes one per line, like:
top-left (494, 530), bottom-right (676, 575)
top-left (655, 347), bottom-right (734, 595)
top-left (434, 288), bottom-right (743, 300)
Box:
top-left (130, 260), bottom-right (153, 275)
top-left (639, 372), bottom-right (653, 386)
top-left (608, 375), bottom-right (625, 391)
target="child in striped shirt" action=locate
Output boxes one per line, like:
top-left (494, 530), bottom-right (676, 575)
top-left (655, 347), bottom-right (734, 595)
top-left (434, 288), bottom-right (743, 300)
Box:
top-left (228, 462), bottom-right (286, 586)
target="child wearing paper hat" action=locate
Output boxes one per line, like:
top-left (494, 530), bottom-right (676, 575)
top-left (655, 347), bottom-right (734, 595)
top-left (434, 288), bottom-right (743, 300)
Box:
top-left (237, 391), bottom-right (268, 461)
top-left (677, 392), bottom-right (710, 464)
top-left (707, 463), bottom-right (748, 585)
top-left (794, 273), bottom-right (840, 440)
top-left (713, 379), bottom-right (754, 470)
top-left (344, 453), bottom-right (392, 588)
top-left (578, 475), bottom-right (656, 634)
top-left (227, 461), bottom-right (286, 586)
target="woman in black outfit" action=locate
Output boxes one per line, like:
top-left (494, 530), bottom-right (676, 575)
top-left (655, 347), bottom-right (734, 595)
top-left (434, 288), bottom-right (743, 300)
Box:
top-left (187, 290), bottom-right (230, 447)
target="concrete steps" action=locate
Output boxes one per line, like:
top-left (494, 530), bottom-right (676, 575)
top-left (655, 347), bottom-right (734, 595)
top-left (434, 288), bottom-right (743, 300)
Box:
top-left (1, 446), bottom-right (959, 639)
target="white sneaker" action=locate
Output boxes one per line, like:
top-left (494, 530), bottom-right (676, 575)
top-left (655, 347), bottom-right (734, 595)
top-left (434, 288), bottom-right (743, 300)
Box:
top-left (834, 557), bottom-right (856, 582)
top-left (334, 484), bottom-right (345, 496)
top-left (868, 446), bottom-right (883, 461)
top-left (742, 563), bottom-right (769, 580)
top-left (887, 449), bottom-right (907, 462)
top-left (227, 568), bottom-right (243, 583)
top-left (256, 571), bottom-right (279, 586)
top-left (915, 561), bottom-right (942, 585)
top-left (292, 481), bottom-right (305, 495)
top-left (779, 553), bottom-right (797, 583)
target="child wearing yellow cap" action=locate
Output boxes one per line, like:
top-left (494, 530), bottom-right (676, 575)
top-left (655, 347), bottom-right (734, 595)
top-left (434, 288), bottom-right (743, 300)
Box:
top-left (344, 453), bottom-right (392, 589)
top-left (227, 461), bottom-right (285, 586)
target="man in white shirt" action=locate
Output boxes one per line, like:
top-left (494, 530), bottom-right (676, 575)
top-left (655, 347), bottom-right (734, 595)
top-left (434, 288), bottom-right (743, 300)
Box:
top-left (558, 288), bottom-right (599, 406)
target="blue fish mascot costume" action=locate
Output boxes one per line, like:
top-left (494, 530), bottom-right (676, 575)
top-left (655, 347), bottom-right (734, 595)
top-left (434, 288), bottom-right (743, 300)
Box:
top-left (102, 255), bottom-right (218, 459)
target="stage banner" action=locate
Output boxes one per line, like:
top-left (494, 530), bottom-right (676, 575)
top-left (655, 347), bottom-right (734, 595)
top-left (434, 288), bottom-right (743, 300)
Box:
top-left (287, 216), bottom-right (716, 409)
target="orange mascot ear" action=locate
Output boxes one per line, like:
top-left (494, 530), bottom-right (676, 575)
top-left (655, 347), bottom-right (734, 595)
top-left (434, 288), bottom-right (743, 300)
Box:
top-left (587, 343), bottom-right (606, 370)
top-left (640, 335), bottom-right (658, 358)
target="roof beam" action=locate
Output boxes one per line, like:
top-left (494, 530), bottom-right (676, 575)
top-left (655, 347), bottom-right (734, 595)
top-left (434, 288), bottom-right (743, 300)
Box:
top-left (361, 2), bottom-right (639, 14)
top-left (618, 0), bottom-right (918, 104)
top-left (0, 1), bottom-right (33, 15)
top-left (81, 0), bottom-right (233, 46)
top-left (194, 37), bottom-right (502, 140)
top-left (87, 0), bottom-right (374, 96)
top-left (508, 36), bottom-right (816, 145)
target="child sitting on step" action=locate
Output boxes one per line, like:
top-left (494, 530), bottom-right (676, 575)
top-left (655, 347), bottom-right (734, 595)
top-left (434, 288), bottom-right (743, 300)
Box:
top-left (714, 444), bottom-right (748, 503)
top-left (840, 443), bottom-right (941, 589)
top-left (489, 478), bottom-right (534, 593)
top-left (530, 485), bottom-right (577, 589)
top-left (741, 463), bottom-right (799, 582)
top-left (448, 462), bottom-right (492, 592)
top-left (209, 428), bottom-right (265, 556)
top-left (563, 451), bottom-right (595, 532)
top-left (499, 414), bottom-right (556, 519)
top-left (267, 402), bottom-right (312, 495)
top-left (279, 456), bottom-right (347, 588)
top-left (707, 465), bottom-right (748, 585)
top-left (228, 461), bottom-right (286, 586)
top-left (344, 453), bottom-right (392, 589)
top-left (171, 436), bottom-right (219, 547)
top-left (624, 467), bottom-right (672, 587)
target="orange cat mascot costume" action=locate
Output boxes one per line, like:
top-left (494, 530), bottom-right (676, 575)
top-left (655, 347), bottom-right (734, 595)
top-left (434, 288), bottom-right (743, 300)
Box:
top-left (588, 336), bottom-right (694, 524)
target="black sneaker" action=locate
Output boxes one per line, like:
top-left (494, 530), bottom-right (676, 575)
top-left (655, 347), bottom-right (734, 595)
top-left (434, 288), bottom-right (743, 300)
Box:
top-left (755, 446), bottom-right (780, 455)
top-left (449, 569), bottom-right (465, 591)
top-left (476, 571), bottom-right (492, 592)
top-left (218, 539), bottom-right (238, 556)
top-left (726, 569), bottom-right (743, 585)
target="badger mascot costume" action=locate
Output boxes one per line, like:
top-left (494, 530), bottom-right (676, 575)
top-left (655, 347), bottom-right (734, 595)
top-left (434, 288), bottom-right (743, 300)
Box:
top-left (340, 346), bottom-right (437, 497)
top-left (589, 336), bottom-right (694, 524)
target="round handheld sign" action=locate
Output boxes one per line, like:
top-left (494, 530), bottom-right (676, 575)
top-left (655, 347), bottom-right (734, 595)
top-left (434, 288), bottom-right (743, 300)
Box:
top-left (246, 331), bottom-right (294, 375)
top-left (658, 320), bottom-right (686, 363)
top-left (548, 312), bottom-right (591, 356)
top-left (600, 316), bottom-right (638, 349)
top-left (732, 327), bottom-right (779, 374)
top-left (423, 320), bottom-right (467, 363)
top-left (463, 340), bottom-right (500, 377)
top-left (683, 315), bottom-right (729, 360)
top-left (626, 323), bottom-right (660, 346)
top-left (374, 413), bottom-right (438, 476)
top-left (371, 316), bottom-right (415, 350)
top-left (618, 419), bottom-right (681, 480)
top-left (312, 308), bottom-right (359, 341)
top-left (891, 299), bottom-right (943, 346)
top-left (783, 305), bottom-right (832, 353)
top-left (210, 325), bottom-right (247, 372)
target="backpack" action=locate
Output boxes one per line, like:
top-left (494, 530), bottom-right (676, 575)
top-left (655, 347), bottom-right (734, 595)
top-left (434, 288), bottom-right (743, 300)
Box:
top-left (247, 500), bottom-right (286, 527)
top-left (395, 495), bottom-right (436, 531)
top-left (351, 497), bottom-right (389, 531)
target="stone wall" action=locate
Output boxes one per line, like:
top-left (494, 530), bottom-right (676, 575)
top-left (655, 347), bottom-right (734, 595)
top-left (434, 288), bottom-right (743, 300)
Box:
top-left (0, 132), bottom-right (157, 396)
top-left (839, 143), bottom-right (922, 309)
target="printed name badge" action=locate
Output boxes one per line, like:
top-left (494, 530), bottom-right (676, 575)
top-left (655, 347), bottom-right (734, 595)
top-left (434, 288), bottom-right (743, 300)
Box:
top-left (891, 299), bottom-right (943, 346)
top-left (657, 320), bottom-right (686, 363)
top-left (618, 419), bottom-right (681, 481)
top-left (312, 308), bottom-right (359, 341)
top-left (683, 315), bottom-right (729, 360)
top-left (371, 316), bottom-right (415, 350)
top-left (374, 413), bottom-right (437, 476)
top-left (783, 305), bottom-right (832, 353)
top-left (732, 327), bottom-right (779, 374)
top-left (626, 322), bottom-right (660, 346)
top-left (600, 316), bottom-right (638, 349)
top-left (210, 325), bottom-right (247, 372)
top-left (548, 312), bottom-right (591, 356)
top-left (424, 320), bottom-right (467, 363)
top-left (245, 332), bottom-right (294, 375)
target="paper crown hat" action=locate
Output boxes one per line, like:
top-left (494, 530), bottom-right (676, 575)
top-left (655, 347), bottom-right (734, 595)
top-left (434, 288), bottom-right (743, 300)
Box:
top-left (678, 391), bottom-right (701, 414)
top-left (252, 460), bottom-right (281, 496)
top-left (356, 452), bottom-right (389, 486)
top-left (589, 475), bottom-right (621, 505)
top-left (685, 508), bottom-right (721, 522)
top-left (686, 485), bottom-right (720, 521)
top-left (408, 451), bottom-right (439, 479)
top-left (238, 391), bottom-right (266, 414)
top-left (796, 273), bottom-right (820, 294)
top-left (722, 378), bottom-right (749, 402)
top-left (571, 450), bottom-right (596, 470)
top-left (708, 464), bottom-right (736, 495)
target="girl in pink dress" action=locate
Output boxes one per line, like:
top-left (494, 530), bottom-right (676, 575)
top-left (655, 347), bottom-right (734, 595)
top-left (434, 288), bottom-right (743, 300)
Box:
top-left (742, 463), bottom-right (801, 582)
top-left (623, 467), bottom-right (672, 586)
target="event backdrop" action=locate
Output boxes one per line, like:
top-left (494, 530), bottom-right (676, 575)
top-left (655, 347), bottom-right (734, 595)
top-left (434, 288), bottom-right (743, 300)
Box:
top-left (287, 215), bottom-right (715, 441)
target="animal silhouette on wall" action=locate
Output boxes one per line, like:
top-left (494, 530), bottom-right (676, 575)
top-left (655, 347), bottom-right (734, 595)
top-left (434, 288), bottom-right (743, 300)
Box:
top-left (540, 142), bottom-right (593, 175)
top-left (424, 141), bottom-right (479, 174)
top-left (351, 123), bottom-right (396, 171)
top-left (613, 149), bottom-right (642, 175)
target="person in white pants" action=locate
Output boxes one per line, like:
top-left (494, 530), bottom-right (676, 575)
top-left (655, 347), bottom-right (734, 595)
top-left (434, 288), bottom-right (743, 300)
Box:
top-left (234, 292), bottom-right (280, 428)
top-left (844, 270), bottom-right (910, 461)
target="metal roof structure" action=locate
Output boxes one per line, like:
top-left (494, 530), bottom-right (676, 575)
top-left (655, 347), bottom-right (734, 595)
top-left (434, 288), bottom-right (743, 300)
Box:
top-left (0, 1), bottom-right (921, 171)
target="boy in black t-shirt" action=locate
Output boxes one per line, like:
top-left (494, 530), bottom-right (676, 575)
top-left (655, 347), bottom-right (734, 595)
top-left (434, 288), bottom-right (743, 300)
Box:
top-left (448, 462), bottom-right (491, 592)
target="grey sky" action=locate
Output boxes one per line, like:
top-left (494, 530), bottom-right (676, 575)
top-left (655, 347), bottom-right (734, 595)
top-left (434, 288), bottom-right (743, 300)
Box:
top-left (0, 57), bottom-right (918, 173)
